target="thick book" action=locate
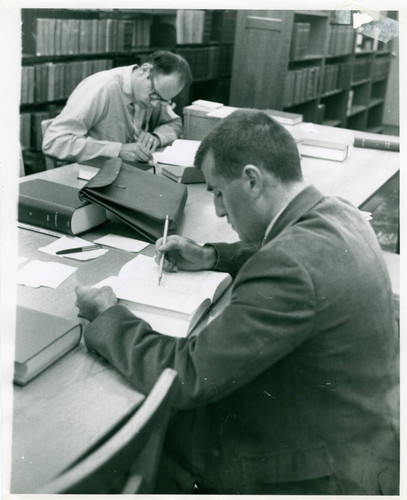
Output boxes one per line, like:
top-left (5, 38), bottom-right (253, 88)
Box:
top-left (18, 179), bottom-right (109, 235)
top-left (14, 306), bottom-right (82, 386)
top-left (161, 165), bottom-right (205, 184)
top-left (298, 139), bottom-right (349, 162)
top-left (79, 158), bottom-right (188, 242)
top-left (353, 137), bottom-right (399, 152)
top-left (94, 255), bottom-right (232, 338)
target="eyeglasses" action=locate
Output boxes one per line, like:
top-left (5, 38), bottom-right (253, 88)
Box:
top-left (149, 70), bottom-right (173, 106)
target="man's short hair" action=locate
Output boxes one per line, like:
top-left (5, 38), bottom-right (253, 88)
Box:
top-left (195, 109), bottom-right (303, 183)
top-left (146, 51), bottom-right (192, 87)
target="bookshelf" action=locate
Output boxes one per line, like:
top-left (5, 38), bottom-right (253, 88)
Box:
top-left (230, 10), bottom-right (396, 132)
top-left (20, 8), bottom-right (236, 173)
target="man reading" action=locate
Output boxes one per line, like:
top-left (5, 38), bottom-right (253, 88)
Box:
top-left (75, 110), bottom-right (399, 495)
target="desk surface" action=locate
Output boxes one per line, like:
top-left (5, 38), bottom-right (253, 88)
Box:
top-left (11, 139), bottom-right (399, 492)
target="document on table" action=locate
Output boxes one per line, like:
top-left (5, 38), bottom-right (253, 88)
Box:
top-left (17, 260), bottom-right (77, 288)
top-left (39, 236), bottom-right (108, 260)
top-left (94, 234), bottom-right (149, 252)
top-left (153, 139), bottom-right (201, 167)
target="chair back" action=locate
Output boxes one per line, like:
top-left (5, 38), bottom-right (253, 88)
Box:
top-left (37, 368), bottom-right (178, 494)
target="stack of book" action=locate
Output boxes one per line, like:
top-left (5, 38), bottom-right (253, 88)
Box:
top-left (327, 24), bottom-right (354, 56)
top-left (283, 66), bottom-right (321, 107)
top-left (290, 22), bottom-right (311, 60)
top-left (32, 16), bottom-right (151, 56)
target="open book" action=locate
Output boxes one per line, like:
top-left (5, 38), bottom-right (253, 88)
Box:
top-left (93, 254), bottom-right (232, 337)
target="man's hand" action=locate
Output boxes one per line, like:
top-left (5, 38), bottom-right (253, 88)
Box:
top-left (155, 235), bottom-right (217, 272)
top-left (138, 131), bottom-right (160, 152)
top-left (75, 285), bottom-right (117, 322)
top-left (119, 142), bottom-right (153, 163)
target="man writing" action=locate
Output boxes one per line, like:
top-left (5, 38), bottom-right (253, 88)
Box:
top-left (42, 51), bottom-right (192, 163)
top-left (75, 110), bottom-right (399, 494)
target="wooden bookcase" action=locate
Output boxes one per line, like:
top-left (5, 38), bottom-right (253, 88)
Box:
top-left (20, 8), bottom-right (236, 173)
top-left (229, 10), bottom-right (396, 133)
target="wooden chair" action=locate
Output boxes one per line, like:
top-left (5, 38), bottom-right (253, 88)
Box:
top-left (36, 368), bottom-right (178, 494)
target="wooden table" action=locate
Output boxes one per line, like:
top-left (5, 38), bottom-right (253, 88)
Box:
top-left (10, 138), bottom-right (399, 492)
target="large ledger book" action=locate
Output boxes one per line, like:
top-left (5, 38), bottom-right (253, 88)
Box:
top-left (94, 255), bottom-right (232, 337)
top-left (14, 306), bottom-right (82, 385)
top-left (19, 179), bottom-right (109, 235)
top-left (298, 139), bottom-right (349, 162)
top-left (80, 158), bottom-right (188, 242)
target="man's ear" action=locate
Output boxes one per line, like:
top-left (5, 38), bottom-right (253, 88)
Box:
top-left (140, 63), bottom-right (152, 75)
top-left (242, 165), bottom-right (263, 198)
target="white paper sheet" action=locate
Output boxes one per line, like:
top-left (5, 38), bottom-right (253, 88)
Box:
top-left (17, 260), bottom-right (77, 288)
top-left (94, 234), bottom-right (149, 252)
top-left (39, 236), bottom-right (108, 260)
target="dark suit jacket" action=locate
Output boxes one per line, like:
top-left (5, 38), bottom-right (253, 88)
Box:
top-left (85, 185), bottom-right (399, 494)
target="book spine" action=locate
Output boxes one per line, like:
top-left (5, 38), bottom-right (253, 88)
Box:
top-left (18, 195), bottom-right (75, 235)
top-left (353, 138), bottom-right (399, 152)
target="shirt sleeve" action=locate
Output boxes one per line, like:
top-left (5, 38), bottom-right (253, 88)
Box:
top-left (84, 247), bottom-right (316, 410)
top-left (42, 79), bottom-right (122, 162)
top-left (149, 104), bottom-right (183, 147)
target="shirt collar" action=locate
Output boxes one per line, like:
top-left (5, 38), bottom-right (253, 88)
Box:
top-left (123, 65), bottom-right (138, 104)
top-left (262, 185), bottom-right (309, 244)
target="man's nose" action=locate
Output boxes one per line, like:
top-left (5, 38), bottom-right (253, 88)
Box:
top-left (214, 197), bottom-right (226, 218)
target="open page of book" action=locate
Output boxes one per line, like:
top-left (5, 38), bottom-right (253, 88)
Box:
top-left (119, 255), bottom-right (232, 303)
top-left (153, 139), bottom-right (201, 167)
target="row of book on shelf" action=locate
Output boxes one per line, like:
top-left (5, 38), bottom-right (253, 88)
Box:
top-left (321, 63), bottom-right (352, 95)
top-left (290, 22), bottom-right (311, 60)
top-left (21, 59), bottom-right (113, 105)
top-left (31, 17), bottom-right (152, 56)
top-left (283, 66), bottom-right (321, 108)
top-left (20, 108), bottom-right (61, 150)
top-left (174, 10), bottom-right (236, 44)
top-left (176, 45), bottom-right (233, 81)
top-left (326, 24), bottom-right (354, 56)
top-left (290, 22), bottom-right (355, 60)
top-left (352, 60), bottom-right (372, 82)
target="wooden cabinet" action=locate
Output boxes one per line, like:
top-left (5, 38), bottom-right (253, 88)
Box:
top-left (230, 10), bottom-right (396, 132)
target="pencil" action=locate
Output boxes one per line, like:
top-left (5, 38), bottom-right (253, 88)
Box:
top-left (158, 215), bottom-right (170, 286)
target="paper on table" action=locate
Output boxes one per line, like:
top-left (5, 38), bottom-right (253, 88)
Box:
top-left (17, 260), bottom-right (77, 288)
top-left (94, 234), bottom-right (150, 252)
top-left (39, 236), bottom-right (108, 260)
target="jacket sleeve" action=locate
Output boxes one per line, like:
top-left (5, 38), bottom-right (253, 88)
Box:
top-left (84, 247), bottom-right (316, 410)
top-left (149, 104), bottom-right (183, 147)
top-left (42, 81), bottom-right (122, 162)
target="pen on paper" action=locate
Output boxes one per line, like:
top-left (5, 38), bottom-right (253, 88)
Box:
top-left (56, 245), bottom-right (100, 255)
top-left (158, 215), bottom-right (170, 286)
